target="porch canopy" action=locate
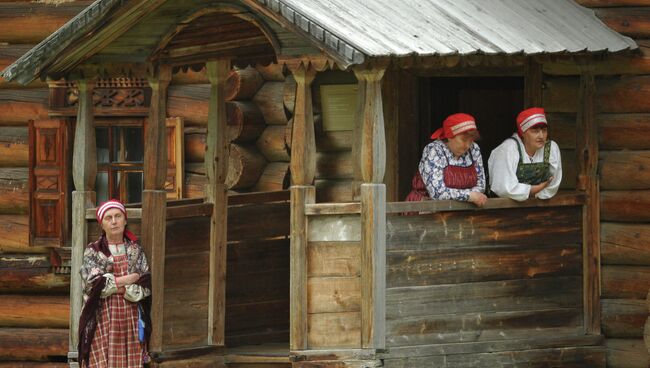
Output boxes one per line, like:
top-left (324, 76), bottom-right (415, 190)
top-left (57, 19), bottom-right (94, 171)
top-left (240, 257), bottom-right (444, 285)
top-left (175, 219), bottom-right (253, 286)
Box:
top-left (1, 0), bottom-right (637, 84)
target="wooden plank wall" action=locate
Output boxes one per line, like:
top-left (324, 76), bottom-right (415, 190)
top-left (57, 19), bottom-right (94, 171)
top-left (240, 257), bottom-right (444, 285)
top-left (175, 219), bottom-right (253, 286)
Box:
top-left (305, 214), bottom-right (362, 348)
top-left (0, 1), bottom-right (88, 364)
top-left (546, 2), bottom-right (650, 365)
top-left (225, 194), bottom-right (291, 346)
top-left (384, 206), bottom-right (587, 365)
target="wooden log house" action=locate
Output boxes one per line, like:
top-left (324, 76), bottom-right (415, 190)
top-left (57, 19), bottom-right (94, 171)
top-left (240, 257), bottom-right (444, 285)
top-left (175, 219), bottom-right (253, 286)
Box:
top-left (1, 0), bottom-right (650, 367)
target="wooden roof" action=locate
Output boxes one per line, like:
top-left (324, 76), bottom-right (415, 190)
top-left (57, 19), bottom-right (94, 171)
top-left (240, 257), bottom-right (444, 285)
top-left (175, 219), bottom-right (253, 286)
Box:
top-left (1, 0), bottom-right (638, 84)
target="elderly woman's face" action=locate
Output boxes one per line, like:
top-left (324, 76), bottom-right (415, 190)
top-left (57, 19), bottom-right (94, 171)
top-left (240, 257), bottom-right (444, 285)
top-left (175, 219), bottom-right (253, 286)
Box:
top-left (101, 208), bottom-right (126, 239)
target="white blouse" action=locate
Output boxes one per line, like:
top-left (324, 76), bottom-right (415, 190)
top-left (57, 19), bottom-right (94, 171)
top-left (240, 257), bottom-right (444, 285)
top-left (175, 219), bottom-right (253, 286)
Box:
top-left (488, 133), bottom-right (562, 201)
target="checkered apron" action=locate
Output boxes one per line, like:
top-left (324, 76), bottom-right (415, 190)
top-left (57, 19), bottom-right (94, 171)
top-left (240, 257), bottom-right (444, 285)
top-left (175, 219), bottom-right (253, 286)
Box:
top-left (88, 254), bottom-right (144, 367)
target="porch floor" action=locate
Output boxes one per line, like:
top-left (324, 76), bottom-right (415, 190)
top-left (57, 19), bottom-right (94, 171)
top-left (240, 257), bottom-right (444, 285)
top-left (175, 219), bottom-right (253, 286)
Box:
top-left (225, 343), bottom-right (290, 366)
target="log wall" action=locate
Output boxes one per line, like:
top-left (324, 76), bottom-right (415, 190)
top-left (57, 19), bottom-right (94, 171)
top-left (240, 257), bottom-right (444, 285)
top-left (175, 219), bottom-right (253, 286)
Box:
top-left (547, 3), bottom-right (650, 366)
top-left (0, 1), bottom-right (85, 363)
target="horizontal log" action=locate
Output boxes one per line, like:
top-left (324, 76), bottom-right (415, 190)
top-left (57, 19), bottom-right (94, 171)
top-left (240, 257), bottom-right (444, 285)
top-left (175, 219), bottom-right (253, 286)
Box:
top-left (546, 113), bottom-right (575, 149)
top-left (387, 244), bottom-right (581, 288)
top-left (602, 265), bottom-right (650, 299)
top-left (0, 2), bottom-right (89, 43)
top-left (0, 126), bottom-right (28, 166)
top-left (256, 125), bottom-right (290, 162)
top-left (225, 67), bottom-right (264, 101)
top-left (184, 127), bottom-right (206, 163)
top-left (577, 0), bottom-right (650, 6)
top-left (605, 338), bottom-right (649, 368)
top-left (184, 173), bottom-right (206, 198)
top-left (227, 101), bottom-right (266, 143)
top-left (316, 151), bottom-right (352, 179)
top-left (601, 190), bottom-right (650, 222)
top-left (0, 167), bottom-right (28, 214)
top-left (283, 74), bottom-right (296, 114)
top-left (600, 151), bottom-right (650, 190)
top-left (600, 113), bottom-right (650, 150)
top-left (595, 7), bottom-right (650, 38)
top-left (386, 308), bottom-right (582, 347)
top-left (545, 76), bottom-right (650, 113)
top-left (252, 162), bottom-right (289, 192)
top-left (0, 327), bottom-right (67, 361)
top-left (0, 89), bottom-right (48, 124)
top-left (543, 48), bottom-right (650, 76)
top-left (253, 82), bottom-right (288, 125)
top-left (0, 215), bottom-right (33, 252)
top-left (602, 222), bottom-right (650, 265)
top-left (226, 143), bottom-right (266, 189)
top-left (602, 299), bottom-right (647, 338)
top-left (0, 267), bottom-right (69, 294)
top-left (387, 276), bottom-right (582, 319)
top-left (256, 63), bottom-right (285, 82)
top-left (168, 84), bottom-right (209, 125)
top-left (0, 254), bottom-right (48, 269)
top-left (0, 295), bottom-right (68, 328)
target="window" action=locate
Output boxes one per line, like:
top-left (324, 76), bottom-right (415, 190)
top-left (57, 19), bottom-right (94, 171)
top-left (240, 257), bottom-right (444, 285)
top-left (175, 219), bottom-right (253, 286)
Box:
top-left (95, 117), bottom-right (184, 204)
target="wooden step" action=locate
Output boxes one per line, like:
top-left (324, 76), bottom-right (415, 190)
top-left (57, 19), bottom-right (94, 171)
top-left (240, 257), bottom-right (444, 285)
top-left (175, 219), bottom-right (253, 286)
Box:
top-left (225, 343), bottom-right (290, 367)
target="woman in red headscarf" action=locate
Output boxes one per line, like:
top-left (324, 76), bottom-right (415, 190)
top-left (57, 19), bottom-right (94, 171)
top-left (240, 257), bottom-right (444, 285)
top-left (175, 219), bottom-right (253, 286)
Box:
top-left (488, 107), bottom-right (562, 201)
top-left (78, 199), bottom-right (151, 367)
top-left (406, 113), bottom-right (487, 207)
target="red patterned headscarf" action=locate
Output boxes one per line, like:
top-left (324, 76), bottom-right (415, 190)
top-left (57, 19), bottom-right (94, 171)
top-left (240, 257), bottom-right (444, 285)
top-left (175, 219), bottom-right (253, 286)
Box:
top-left (95, 199), bottom-right (137, 241)
top-left (430, 113), bottom-right (478, 140)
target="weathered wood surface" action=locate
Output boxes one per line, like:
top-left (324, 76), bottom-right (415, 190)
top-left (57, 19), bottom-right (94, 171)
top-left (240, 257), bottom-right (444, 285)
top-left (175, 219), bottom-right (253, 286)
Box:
top-left (253, 81), bottom-right (288, 125)
top-left (0, 328), bottom-right (68, 360)
top-left (0, 127), bottom-right (28, 166)
top-left (600, 151), bottom-right (650, 190)
top-left (253, 162), bottom-right (289, 192)
top-left (601, 190), bottom-right (650, 222)
top-left (577, 0), bottom-right (650, 6)
top-left (594, 7), bottom-right (650, 38)
top-left (605, 338), bottom-right (650, 368)
top-left (383, 346), bottom-right (605, 368)
top-left (316, 151), bottom-right (352, 179)
top-left (0, 89), bottom-right (48, 125)
top-left (283, 74), bottom-right (296, 114)
top-left (225, 67), bottom-right (264, 101)
top-left (602, 299), bottom-right (647, 338)
top-left (544, 49), bottom-right (650, 76)
top-left (227, 101), bottom-right (266, 143)
top-left (226, 143), bottom-right (266, 190)
top-left (0, 265), bottom-right (69, 294)
top-left (0, 295), bottom-right (68, 328)
top-left (290, 186), bottom-right (313, 350)
top-left (545, 76), bottom-right (650, 113)
top-left (0, 215), bottom-right (36, 252)
top-left (601, 222), bottom-right (650, 265)
top-left (228, 201), bottom-right (289, 242)
top-left (307, 241), bottom-right (360, 277)
top-left (602, 265), bottom-right (650, 299)
top-left (256, 125), bottom-right (290, 162)
top-left (600, 113), bottom-right (650, 150)
top-left (315, 179), bottom-right (354, 203)
top-left (307, 311), bottom-right (361, 348)
top-left (256, 63), bottom-right (285, 82)
top-left (184, 172), bottom-right (206, 198)
top-left (0, 2), bottom-right (90, 43)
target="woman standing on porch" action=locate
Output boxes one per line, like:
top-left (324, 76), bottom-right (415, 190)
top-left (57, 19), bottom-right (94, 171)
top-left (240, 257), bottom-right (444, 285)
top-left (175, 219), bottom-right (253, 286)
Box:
top-left (406, 113), bottom-right (488, 207)
top-left (78, 199), bottom-right (152, 367)
top-left (488, 107), bottom-right (562, 201)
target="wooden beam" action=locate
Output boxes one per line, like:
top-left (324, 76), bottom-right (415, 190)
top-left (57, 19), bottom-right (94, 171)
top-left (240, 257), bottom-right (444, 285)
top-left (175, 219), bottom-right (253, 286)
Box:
top-left (290, 185), bottom-right (314, 350)
top-left (576, 67), bottom-right (601, 335)
top-left (524, 58), bottom-right (543, 108)
top-left (205, 59), bottom-right (230, 346)
top-left (69, 78), bottom-right (97, 364)
top-left (142, 64), bottom-right (171, 352)
top-left (355, 68), bottom-right (386, 184)
top-left (288, 63), bottom-right (317, 186)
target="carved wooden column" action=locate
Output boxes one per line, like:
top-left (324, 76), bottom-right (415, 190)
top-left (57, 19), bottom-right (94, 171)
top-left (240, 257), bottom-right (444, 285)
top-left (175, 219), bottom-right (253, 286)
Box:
top-left (288, 62), bottom-right (316, 350)
top-left (205, 59), bottom-right (230, 346)
top-left (142, 64), bottom-right (171, 352)
top-left (69, 78), bottom-right (97, 367)
top-left (354, 67), bottom-right (386, 349)
top-left (576, 66), bottom-right (601, 335)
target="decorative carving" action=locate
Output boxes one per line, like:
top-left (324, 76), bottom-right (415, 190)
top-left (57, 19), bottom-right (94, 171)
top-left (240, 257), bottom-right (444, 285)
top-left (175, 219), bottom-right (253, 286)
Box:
top-left (49, 78), bottom-right (150, 116)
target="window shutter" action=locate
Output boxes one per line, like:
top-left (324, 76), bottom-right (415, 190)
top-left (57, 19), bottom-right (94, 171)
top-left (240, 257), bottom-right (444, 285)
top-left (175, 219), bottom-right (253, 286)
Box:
top-left (165, 117), bottom-right (184, 199)
top-left (28, 119), bottom-right (70, 247)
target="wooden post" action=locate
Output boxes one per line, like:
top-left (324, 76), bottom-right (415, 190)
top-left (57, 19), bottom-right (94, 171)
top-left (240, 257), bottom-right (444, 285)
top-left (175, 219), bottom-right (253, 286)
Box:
top-left (205, 59), bottom-right (230, 346)
top-left (142, 64), bottom-right (171, 352)
top-left (68, 79), bottom-right (97, 367)
top-left (576, 66), bottom-right (601, 335)
top-left (288, 62), bottom-right (316, 350)
top-left (524, 58), bottom-right (543, 108)
top-left (354, 67), bottom-right (386, 349)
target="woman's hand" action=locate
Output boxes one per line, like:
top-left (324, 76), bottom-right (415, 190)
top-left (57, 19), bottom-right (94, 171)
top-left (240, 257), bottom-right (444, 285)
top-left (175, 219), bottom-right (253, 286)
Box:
top-left (116, 273), bottom-right (140, 288)
top-left (469, 191), bottom-right (488, 207)
top-left (530, 176), bottom-right (554, 196)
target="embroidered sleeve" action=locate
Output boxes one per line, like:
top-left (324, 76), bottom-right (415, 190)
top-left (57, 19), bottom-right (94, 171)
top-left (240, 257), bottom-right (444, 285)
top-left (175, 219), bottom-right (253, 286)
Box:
top-left (100, 273), bottom-right (118, 298)
top-left (536, 141), bottom-right (563, 199)
top-left (488, 139), bottom-right (531, 201)
top-left (80, 246), bottom-right (110, 297)
top-left (419, 142), bottom-right (471, 201)
top-left (124, 284), bottom-right (151, 302)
